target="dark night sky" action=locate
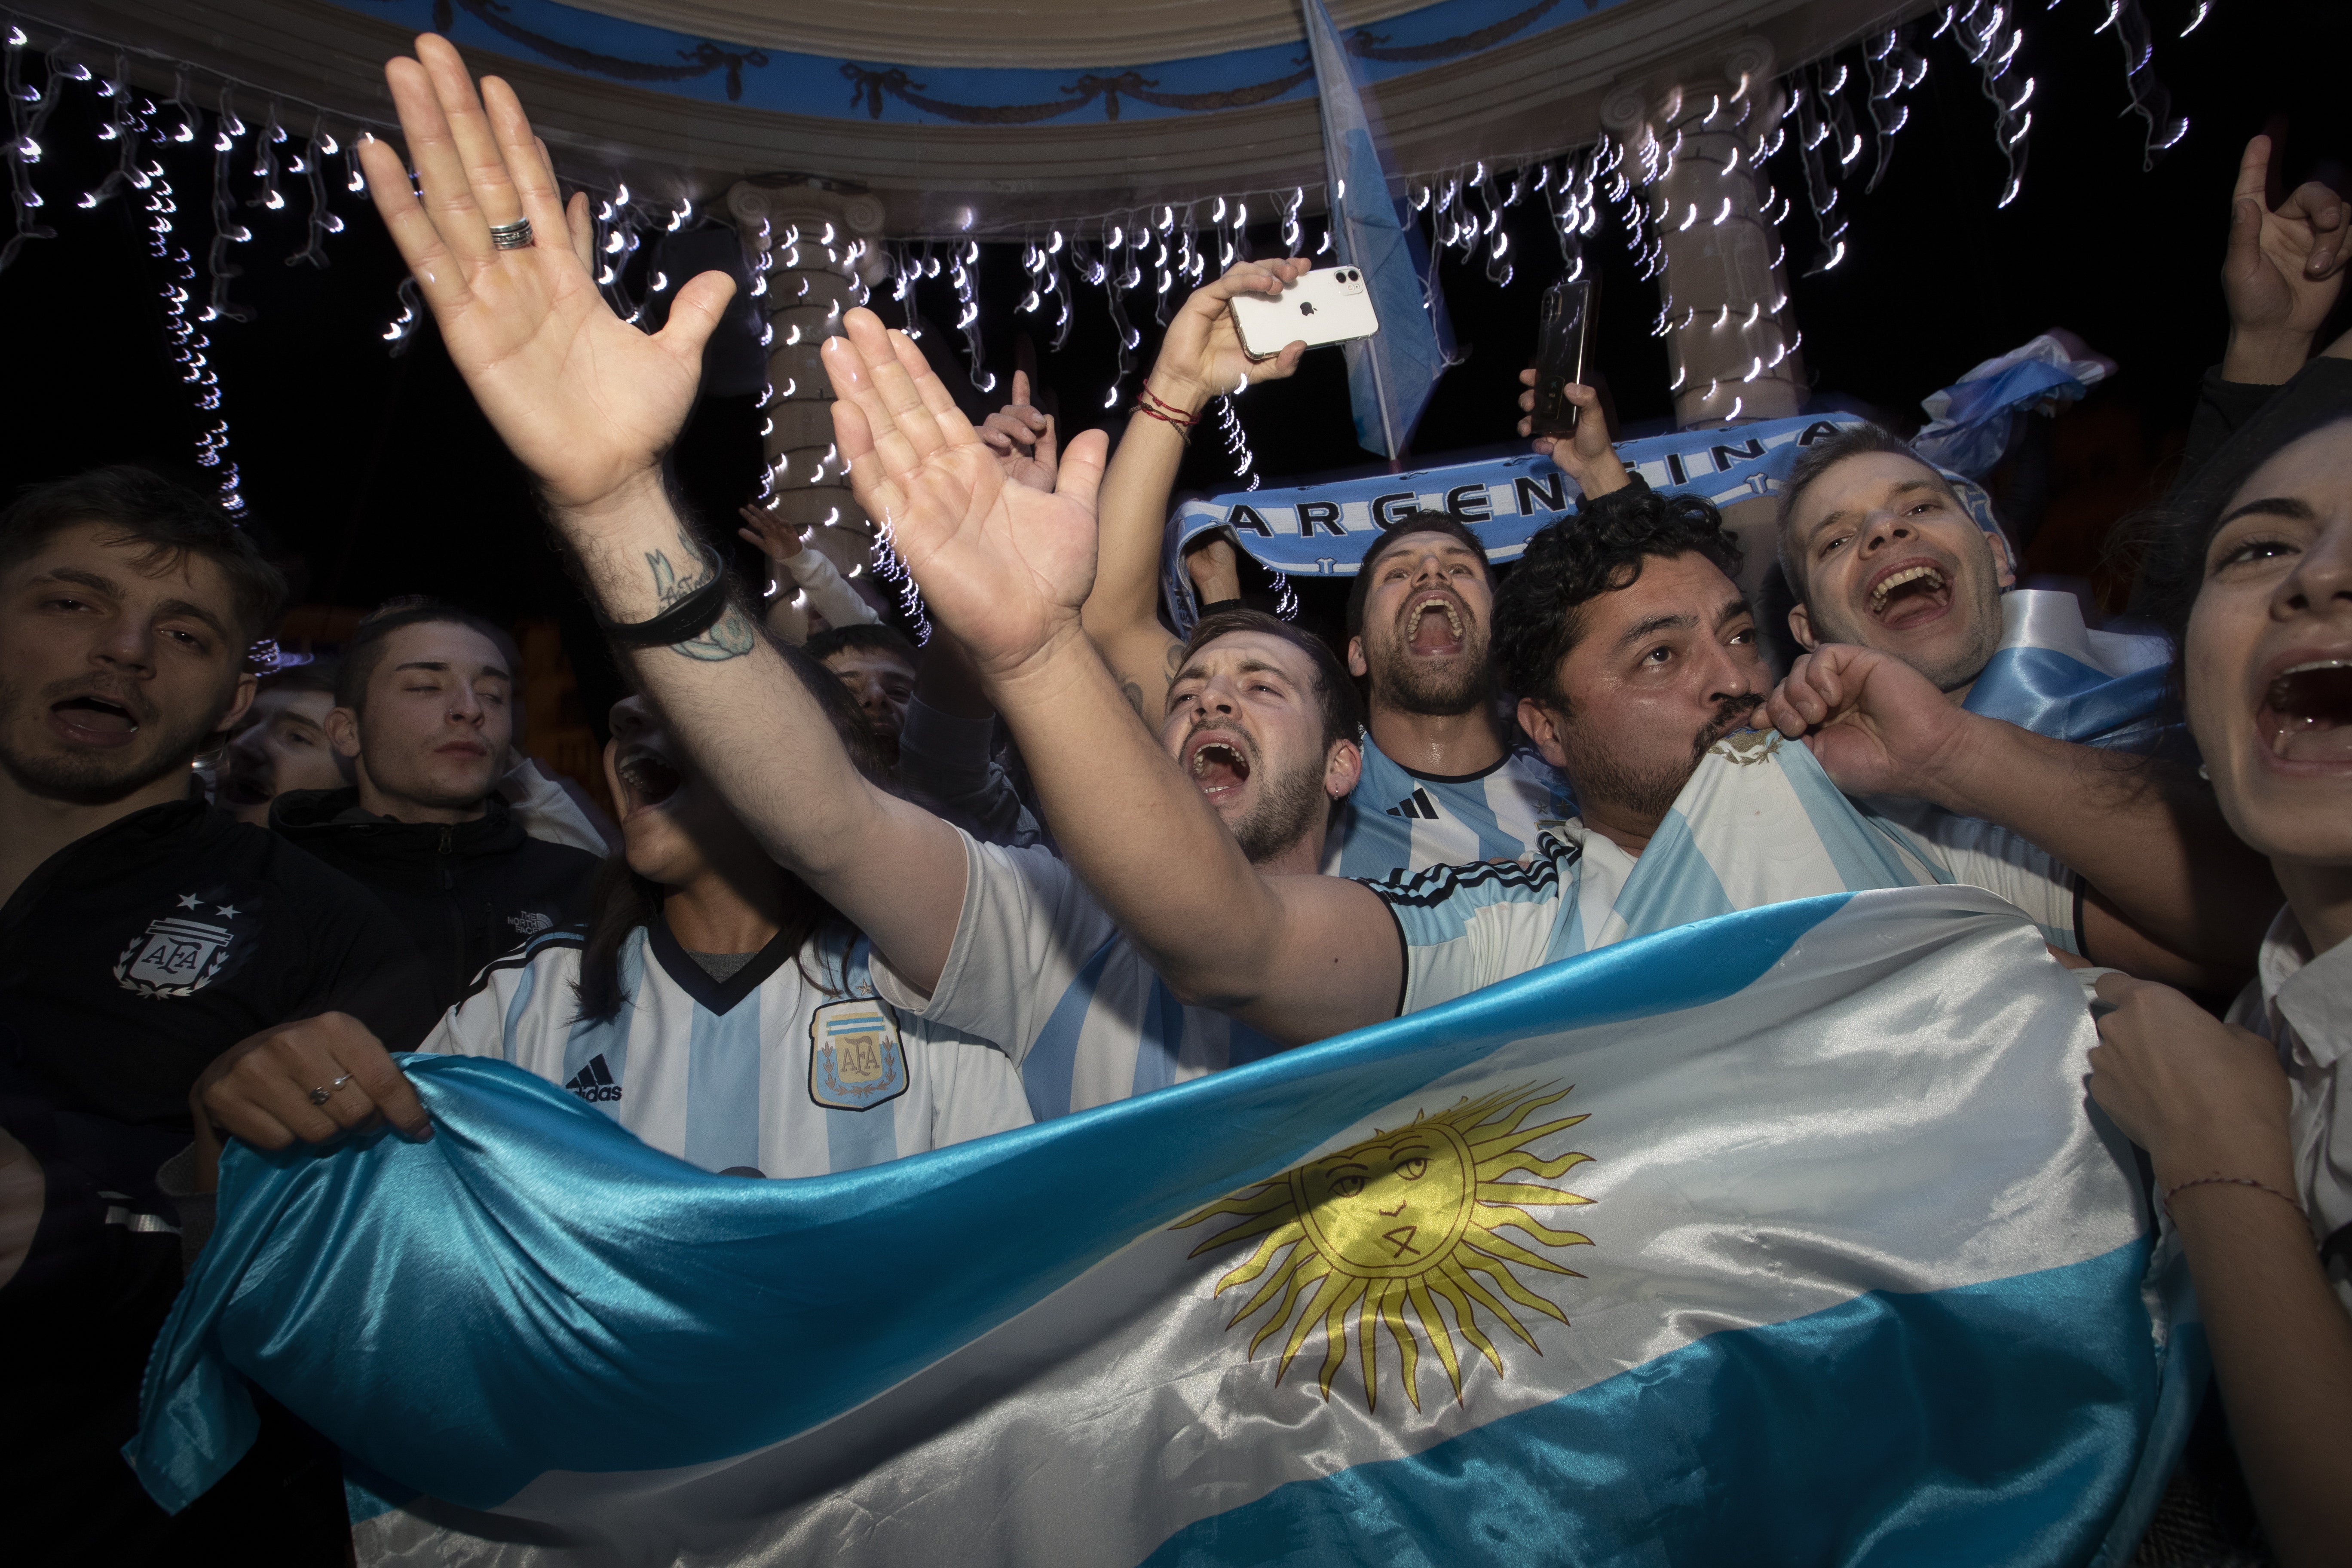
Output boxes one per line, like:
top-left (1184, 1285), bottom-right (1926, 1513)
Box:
top-left (0, 0), bottom-right (2342, 689)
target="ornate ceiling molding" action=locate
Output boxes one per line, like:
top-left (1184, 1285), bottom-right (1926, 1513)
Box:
top-left (572, 0), bottom-right (1437, 70)
top-left (23, 0), bottom-right (1936, 233)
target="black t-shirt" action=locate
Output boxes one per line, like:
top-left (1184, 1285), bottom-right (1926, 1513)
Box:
top-left (0, 799), bottom-right (434, 1142)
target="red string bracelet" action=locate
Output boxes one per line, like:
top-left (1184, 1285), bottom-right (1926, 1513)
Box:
top-left (2161, 1174), bottom-right (2307, 1222)
top-left (1134, 386), bottom-right (1200, 428)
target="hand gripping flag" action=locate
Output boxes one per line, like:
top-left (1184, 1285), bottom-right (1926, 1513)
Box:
top-left (134, 887), bottom-right (2182, 1565)
top-left (1303, 0), bottom-right (1455, 460)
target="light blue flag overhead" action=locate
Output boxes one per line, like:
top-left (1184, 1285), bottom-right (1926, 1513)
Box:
top-left (1911, 332), bottom-right (2116, 478)
top-left (1303, 0), bottom-right (1455, 459)
top-left (133, 888), bottom-right (2185, 1566)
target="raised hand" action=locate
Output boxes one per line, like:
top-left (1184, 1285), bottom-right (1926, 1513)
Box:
top-left (1185, 536), bottom-right (1241, 605)
top-left (1516, 370), bottom-right (1630, 497)
top-left (977, 370), bottom-right (1060, 492)
top-left (1764, 643), bottom-right (1972, 801)
top-left (2221, 134), bottom-right (2349, 383)
top-left (823, 309), bottom-right (1109, 679)
top-left (736, 502), bottom-right (806, 561)
top-left (357, 34), bottom-right (735, 524)
top-left (1147, 258), bottom-right (1311, 416)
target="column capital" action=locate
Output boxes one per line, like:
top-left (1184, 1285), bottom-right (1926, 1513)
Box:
top-left (725, 179), bottom-right (887, 243)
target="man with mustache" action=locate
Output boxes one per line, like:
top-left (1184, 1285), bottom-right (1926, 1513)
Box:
top-left (268, 599), bottom-right (600, 1013)
top-left (0, 466), bottom-right (432, 1562)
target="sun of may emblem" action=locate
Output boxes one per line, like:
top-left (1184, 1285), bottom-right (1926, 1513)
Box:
top-left (1171, 1083), bottom-right (1594, 1413)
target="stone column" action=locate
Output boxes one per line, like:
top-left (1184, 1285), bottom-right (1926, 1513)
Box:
top-left (1602, 37), bottom-right (1806, 430)
top-left (726, 179), bottom-right (890, 596)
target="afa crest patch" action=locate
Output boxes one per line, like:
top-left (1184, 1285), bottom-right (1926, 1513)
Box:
top-left (808, 998), bottom-right (909, 1112)
top-left (115, 900), bottom-right (244, 999)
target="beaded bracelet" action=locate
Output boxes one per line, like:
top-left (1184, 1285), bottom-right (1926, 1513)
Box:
top-left (2161, 1174), bottom-right (2306, 1221)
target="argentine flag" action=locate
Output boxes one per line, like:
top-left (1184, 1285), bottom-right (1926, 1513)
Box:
top-left (133, 888), bottom-right (2176, 1565)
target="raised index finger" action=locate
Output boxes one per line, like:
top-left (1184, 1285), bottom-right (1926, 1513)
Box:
top-left (2232, 134), bottom-right (2272, 209)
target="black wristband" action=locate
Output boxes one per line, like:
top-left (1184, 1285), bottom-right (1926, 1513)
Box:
top-left (597, 545), bottom-right (735, 649)
top-left (1199, 597), bottom-right (1246, 617)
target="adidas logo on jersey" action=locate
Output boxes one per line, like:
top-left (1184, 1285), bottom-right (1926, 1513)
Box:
top-left (1384, 787), bottom-right (1441, 821)
top-left (565, 1054), bottom-right (622, 1103)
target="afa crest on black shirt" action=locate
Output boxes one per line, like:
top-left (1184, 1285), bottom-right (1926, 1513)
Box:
top-left (112, 893), bottom-right (254, 1000)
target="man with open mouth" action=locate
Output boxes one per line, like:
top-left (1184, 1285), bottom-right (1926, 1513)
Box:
top-left (1769, 424), bottom-right (2282, 984)
top-left (268, 599), bottom-right (601, 1013)
top-left (0, 466), bottom-right (433, 1563)
top-left (1776, 423), bottom-right (2018, 700)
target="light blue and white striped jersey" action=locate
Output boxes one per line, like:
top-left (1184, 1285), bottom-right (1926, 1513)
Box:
top-left (418, 920), bottom-right (1031, 1176)
top-left (1364, 729), bottom-right (2081, 1014)
top-left (1320, 736), bottom-right (1571, 880)
top-left (870, 830), bottom-right (1288, 1121)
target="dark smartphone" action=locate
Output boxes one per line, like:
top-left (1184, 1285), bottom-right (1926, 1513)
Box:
top-left (1531, 278), bottom-right (1594, 437)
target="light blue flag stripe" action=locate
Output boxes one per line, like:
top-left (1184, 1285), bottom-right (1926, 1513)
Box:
top-left (1142, 1245), bottom-right (2150, 1568)
top-left (131, 895), bottom-right (1844, 1515)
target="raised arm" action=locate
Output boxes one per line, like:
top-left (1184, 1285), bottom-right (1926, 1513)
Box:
top-left (1766, 644), bottom-right (2277, 988)
top-left (822, 311), bottom-right (1401, 1044)
top-left (1083, 259), bottom-right (1307, 720)
top-left (358, 35), bottom-right (969, 988)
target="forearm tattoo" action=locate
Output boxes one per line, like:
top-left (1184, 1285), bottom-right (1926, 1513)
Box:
top-left (642, 535), bottom-right (757, 663)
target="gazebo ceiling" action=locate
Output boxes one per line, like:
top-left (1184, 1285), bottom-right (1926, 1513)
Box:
top-left (570, 0), bottom-right (1439, 69)
top-left (31, 0), bottom-right (1932, 233)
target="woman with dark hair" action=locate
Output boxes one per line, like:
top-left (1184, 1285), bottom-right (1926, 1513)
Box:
top-left (2089, 400), bottom-right (2352, 1565)
top-left (413, 639), bottom-right (1031, 1177)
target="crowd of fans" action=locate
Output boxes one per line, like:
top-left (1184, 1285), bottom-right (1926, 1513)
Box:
top-left (1, 31), bottom-right (2348, 1567)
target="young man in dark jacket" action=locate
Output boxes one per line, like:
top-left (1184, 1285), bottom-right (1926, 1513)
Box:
top-left (0, 466), bottom-right (434, 1563)
top-left (270, 600), bottom-right (600, 1011)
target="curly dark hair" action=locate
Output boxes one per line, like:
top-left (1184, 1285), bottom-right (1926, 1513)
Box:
top-left (1492, 481), bottom-right (1743, 707)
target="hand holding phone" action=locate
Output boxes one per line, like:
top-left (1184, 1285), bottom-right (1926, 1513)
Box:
top-left (1231, 266), bottom-right (1381, 359)
top-left (1528, 277), bottom-right (1593, 436)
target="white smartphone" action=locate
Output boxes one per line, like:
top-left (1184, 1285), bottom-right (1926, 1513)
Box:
top-left (1230, 265), bottom-right (1381, 358)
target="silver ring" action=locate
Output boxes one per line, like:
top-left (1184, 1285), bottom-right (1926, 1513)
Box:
top-left (488, 217), bottom-right (533, 251)
top-left (309, 1084), bottom-right (334, 1106)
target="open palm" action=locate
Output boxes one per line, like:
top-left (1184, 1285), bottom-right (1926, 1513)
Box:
top-left (824, 310), bottom-right (1108, 677)
top-left (359, 35), bottom-right (734, 518)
